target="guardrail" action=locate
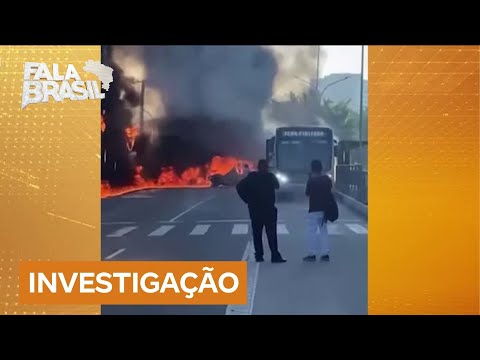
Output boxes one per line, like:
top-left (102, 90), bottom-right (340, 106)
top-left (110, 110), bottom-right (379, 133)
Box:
top-left (335, 164), bottom-right (367, 205)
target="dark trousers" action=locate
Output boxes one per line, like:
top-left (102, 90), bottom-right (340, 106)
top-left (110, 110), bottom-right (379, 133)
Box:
top-left (249, 206), bottom-right (280, 259)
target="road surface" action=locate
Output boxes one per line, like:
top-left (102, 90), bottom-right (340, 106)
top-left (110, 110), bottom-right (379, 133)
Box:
top-left (101, 187), bottom-right (367, 315)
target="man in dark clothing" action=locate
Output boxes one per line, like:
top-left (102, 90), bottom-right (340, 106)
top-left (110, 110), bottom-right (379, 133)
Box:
top-left (236, 159), bottom-right (286, 263)
top-left (304, 159), bottom-right (333, 262)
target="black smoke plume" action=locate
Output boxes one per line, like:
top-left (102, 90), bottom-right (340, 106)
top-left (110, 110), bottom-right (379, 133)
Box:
top-left (101, 45), bottom-right (141, 186)
top-left (115, 46), bottom-right (279, 182)
top-left (135, 115), bottom-right (263, 179)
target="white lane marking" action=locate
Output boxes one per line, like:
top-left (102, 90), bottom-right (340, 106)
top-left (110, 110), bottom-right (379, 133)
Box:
top-left (242, 240), bottom-right (253, 261)
top-left (249, 261), bottom-right (260, 314)
top-left (122, 194), bottom-right (153, 199)
top-left (148, 225), bottom-right (175, 237)
top-left (102, 221), bottom-right (137, 225)
top-left (189, 224), bottom-right (211, 236)
top-left (104, 248), bottom-right (126, 260)
top-left (337, 219), bottom-right (364, 223)
top-left (277, 224), bottom-right (289, 235)
top-left (232, 224), bottom-right (249, 235)
top-left (226, 241), bottom-right (260, 315)
top-left (168, 196), bottom-right (216, 222)
top-left (345, 223), bottom-right (368, 234)
top-left (197, 219), bottom-right (285, 223)
top-left (326, 223), bottom-right (342, 235)
top-left (105, 226), bottom-right (138, 237)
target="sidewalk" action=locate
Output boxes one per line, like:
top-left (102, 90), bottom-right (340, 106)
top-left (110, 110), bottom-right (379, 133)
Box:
top-left (250, 231), bottom-right (367, 315)
top-left (228, 199), bottom-right (368, 315)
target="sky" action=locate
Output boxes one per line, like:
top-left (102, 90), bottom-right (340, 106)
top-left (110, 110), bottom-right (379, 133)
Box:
top-left (321, 46), bottom-right (368, 79)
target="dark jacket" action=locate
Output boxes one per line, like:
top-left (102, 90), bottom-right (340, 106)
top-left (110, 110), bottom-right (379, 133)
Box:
top-left (236, 171), bottom-right (279, 211)
top-left (305, 174), bottom-right (332, 213)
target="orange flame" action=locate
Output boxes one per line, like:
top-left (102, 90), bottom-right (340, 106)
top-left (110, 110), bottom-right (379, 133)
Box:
top-left (125, 126), bottom-right (139, 151)
top-left (101, 156), bottom-right (255, 198)
top-left (101, 116), bottom-right (106, 133)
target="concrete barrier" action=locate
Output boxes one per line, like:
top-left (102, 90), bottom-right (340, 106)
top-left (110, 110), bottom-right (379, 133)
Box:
top-left (334, 190), bottom-right (368, 221)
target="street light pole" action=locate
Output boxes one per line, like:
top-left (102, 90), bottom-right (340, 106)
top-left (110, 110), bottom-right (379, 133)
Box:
top-left (276, 72), bottom-right (350, 110)
top-left (318, 75), bottom-right (351, 106)
top-left (315, 45), bottom-right (321, 92)
top-left (358, 45), bottom-right (365, 169)
top-left (139, 80), bottom-right (145, 133)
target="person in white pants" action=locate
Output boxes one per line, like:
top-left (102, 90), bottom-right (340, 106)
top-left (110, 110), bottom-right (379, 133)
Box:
top-left (306, 211), bottom-right (329, 260)
top-left (304, 160), bottom-right (333, 262)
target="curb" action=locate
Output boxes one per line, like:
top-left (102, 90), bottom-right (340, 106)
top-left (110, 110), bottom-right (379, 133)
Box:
top-left (334, 190), bottom-right (368, 221)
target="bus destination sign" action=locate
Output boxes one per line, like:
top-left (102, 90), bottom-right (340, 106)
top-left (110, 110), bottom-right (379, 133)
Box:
top-left (280, 130), bottom-right (328, 137)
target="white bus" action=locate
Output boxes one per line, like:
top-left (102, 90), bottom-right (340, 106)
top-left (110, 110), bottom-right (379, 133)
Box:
top-left (266, 126), bottom-right (335, 197)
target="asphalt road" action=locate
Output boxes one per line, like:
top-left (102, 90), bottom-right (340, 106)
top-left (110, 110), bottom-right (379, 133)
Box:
top-left (101, 187), bottom-right (368, 315)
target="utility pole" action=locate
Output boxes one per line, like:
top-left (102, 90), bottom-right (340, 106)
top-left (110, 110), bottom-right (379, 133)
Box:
top-left (358, 45), bottom-right (365, 169)
top-left (315, 45), bottom-right (321, 93)
top-left (139, 80), bottom-right (145, 133)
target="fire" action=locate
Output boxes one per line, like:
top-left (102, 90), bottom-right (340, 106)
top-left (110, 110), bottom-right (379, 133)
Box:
top-left (209, 156), bottom-right (255, 176)
top-left (101, 116), bottom-right (106, 133)
top-left (101, 155), bottom-right (255, 198)
top-left (125, 126), bottom-right (139, 151)
top-left (210, 156), bottom-right (240, 176)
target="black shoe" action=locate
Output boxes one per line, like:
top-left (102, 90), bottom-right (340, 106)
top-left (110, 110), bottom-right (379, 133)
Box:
top-left (303, 255), bottom-right (316, 262)
top-left (255, 257), bottom-right (264, 263)
top-left (320, 255), bottom-right (330, 262)
top-left (271, 256), bottom-right (287, 263)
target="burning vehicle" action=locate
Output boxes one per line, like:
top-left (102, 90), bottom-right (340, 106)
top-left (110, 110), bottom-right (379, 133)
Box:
top-left (101, 117), bottom-right (255, 198)
top-left (100, 45), bottom-right (324, 198)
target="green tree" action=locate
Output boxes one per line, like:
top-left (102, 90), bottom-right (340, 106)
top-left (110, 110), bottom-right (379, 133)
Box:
top-left (313, 98), bottom-right (357, 140)
top-left (269, 92), bottom-right (367, 142)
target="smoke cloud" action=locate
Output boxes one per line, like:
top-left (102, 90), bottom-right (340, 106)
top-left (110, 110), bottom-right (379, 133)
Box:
top-left (101, 47), bottom-right (142, 185)
top-left (269, 45), bottom-right (327, 100)
top-left (141, 45), bottom-right (277, 147)
top-left (111, 46), bottom-right (165, 124)
top-left (106, 45), bottom-right (325, 182)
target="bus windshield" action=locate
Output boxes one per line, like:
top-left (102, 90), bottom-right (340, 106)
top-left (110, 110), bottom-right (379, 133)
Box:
top-left (276, 129), bottom-right (333, 173)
